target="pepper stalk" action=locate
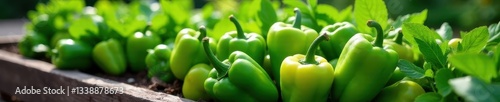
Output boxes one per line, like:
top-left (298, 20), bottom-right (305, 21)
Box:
top-left (229, 15), bottom-right (246, 39)
top-left (303, 33), bottom-right (330, 64)
top-left (202, 26), bottom-right (229, 79)
top-left (394, 30), bottom-right (403, 45)
top-left (292, 8), bottom-right (302, 29)
top-left (367, 20), bottom-right (384, 47)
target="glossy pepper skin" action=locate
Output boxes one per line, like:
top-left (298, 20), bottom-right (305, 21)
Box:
top-left (386, 67), bottom-right (405, 86)
top-left (217, 15), bottom-right (266, 65)
top-left (145, 44), bottom-right (175, 83)
top-left (319, 22), bottom-right (358, 61)
top-left (262, 54), bottom-right (273, 77)
top-left (202, 36), bottom-right (278, 102)
top-left (18, 31), bottom-right (50, 58)
top-left (280, 33), bottom-right (334, 102)
top-left (267, 8), bottom-right (318, 82)
top-left (126, 25), bottom-right (162, 72)
top-left (93, 39), bottom-right (127, 76)
top-left (384, 30), bottom-right (415, 62)
top-left (373, 81), bottom-right (425, 102)
top-left (170, 27), bottom-right (216, 80)
top-left (332, 20), bottom-right (399, 102)
top-left (50, 31), bottom-right (72, 48)
top-left (183, 63), bottom-right (212, 100)
top-left (51, 39), bottom-right (93, 70)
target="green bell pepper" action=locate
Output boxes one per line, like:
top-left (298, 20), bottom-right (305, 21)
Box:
top-left (319, 22), bottom-right (358, 60)
top-left (263, 54), bottom-right (273, 77)
top-left (47, 31), bottom-right (72, 59)
top-left (51, 39), bottom-right (93, 70)
top-left (183, 63), bottom-right (212, 100)
top-left (216, 15), bottom-right (266, 65)
top-left (170, 27), bottom-right (216, 80)
top-left (50, 31), bottom-right (72, 48)
top-left (202, 37), bottom-right (278, 102)
top-left (145, 44), bottom-right (175, 83)
top-left (332, 20), bottom-right (399, 102)
top-left (280, 33), bottom-right (334, 102)
top-left (386, 67), bottom-right (405, 86)
top-left (448, 38), bottom-right (462, 50)
top-left (18, 31), bottom-right (50, 58)
top-left (267, 8), bottom-right (319, 82)
top-left (384, 30), bottom-right (415, 62)
top-left (126, 25), bottom-right (162, 72)
top-left (373, 81), bottom-right (425, 102)
top-left (32, 14), bottom-right (56, 39)
top-left (93, 38), bottom-right (127, 75)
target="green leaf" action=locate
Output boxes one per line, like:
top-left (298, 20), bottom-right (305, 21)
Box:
top-left (448, 53), bottom-right (497, 83)
top-left (391, 9), bottom-right (428, 31)
top-left (402, 23), bottom-right (443, 43)
top-left (240, 21), bottom-right (261, 35)
top-left (68, 16), bottom-right (98, 40)
top-left (435, 68), bottom-right (454, 97)
top-left (272, 1), bottom-right (280, 12)
top-left (449, 76), bottom-right (500, 102)
top-left (487, 21), bottom-right (500, 46)
top-left (408, 9), bottom-right (428, 24)
top-left (423, 62), bottom-right (432, 70)
top-left (495, 43), bottom-right (500, 68)
top-left (424, 69), bottom-right (434, 78)
top-left (460, 26), bottom-right (489, 53)
top-left (440, 40), bottom-right (450, 56)
top-left (436, 22), bottom-right (453, 41)
top-left (403, 23), bottom-right (446, 68)
top-left (161, 0), bottom-right (190, 26)
top-left (315, 4), bottom-right (337, 28)
top-left (283, 0), bottom-right (309, 14)
top-left (151, 12), bottom-right (171, 39)
top-left (237, 1), bottom-right (256, 21)
top-left (354, 0), bottom-right (388, 35)
top-left (200, 3), bottom-right (219, 29)
top-left (415, 92), bottom-right (443, 102)
top-left (315, 4), bottom-right (337, 24)
top-left (257, 0), bottom-right (277, 37)
top-left (397, 59), bottom-right (425, 79)
top-left (307, 0), bottom-right (317, 8)
top-left (414, 38), bottom-right (447, 68)
top-left (337, 5), bottom-right (353, 22)
top-left (212, 18), bottom-right (235, 41)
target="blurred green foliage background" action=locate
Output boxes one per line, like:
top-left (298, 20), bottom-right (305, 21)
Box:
top-left (0, 0), bottom-right (499, 31)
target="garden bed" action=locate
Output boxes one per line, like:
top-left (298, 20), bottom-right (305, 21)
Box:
top-left (0, 35), bottom-right (191, 102)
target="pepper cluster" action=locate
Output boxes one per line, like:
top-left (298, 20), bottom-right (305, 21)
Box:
top-left (19, 0), bottom-right (499, 102)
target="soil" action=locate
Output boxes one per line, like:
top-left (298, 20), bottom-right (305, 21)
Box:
top-left (0, 43), bottom-right (184, 100)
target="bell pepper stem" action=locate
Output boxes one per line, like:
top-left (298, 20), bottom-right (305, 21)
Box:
top-left (367, 20), bottom-right (384, 47)
top-left (292, 8), bottom-right (302, 29)
top-left (202, 31), bottom-right (229, 78)
top-left (303, 33), bottom-right (330, 64)
top-left (198, 26), bottom-right (207, 41)
top-left (394, 30), bottom-right (403, 45)
top-left (229, 15), bottom-right (246, 39)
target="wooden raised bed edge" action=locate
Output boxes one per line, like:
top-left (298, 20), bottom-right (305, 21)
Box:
top-left (0, 35), bottom-right (193, 102)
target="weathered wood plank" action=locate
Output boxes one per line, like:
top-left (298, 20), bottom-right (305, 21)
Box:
top-left (0, 35), bottom-right (23, 44)
top-left (0, 49), bottom-right (193, 102)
